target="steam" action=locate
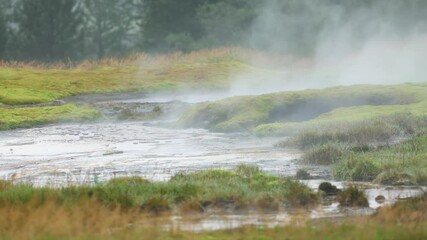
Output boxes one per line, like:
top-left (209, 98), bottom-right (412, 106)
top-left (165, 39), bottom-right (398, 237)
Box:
top-left (232, 0), bottom-right (427, 94)
top-left (142, 0), bottom-right (427, 104)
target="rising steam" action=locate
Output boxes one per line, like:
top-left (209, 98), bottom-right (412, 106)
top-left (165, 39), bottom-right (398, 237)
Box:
top-left (232, 0), bottom-right (427, 94)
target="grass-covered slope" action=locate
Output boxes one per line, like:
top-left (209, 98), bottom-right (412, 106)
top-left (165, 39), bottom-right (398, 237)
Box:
top-left (0, 48), bottom-right (260, 130)
top-left (0, 48), bottom-right (252, 106)
top-left (180, 83), bottom-right (427, 135)
top-left (0, 104), bottom-right (100, 130)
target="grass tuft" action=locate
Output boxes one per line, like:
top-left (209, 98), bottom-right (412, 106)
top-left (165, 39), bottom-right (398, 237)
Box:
top-left (337, 186), bottom-right (369, 207)
top-left (302, 143), bottom-right (346, 165)
top-left (0, 166), bottom-right (318, 214)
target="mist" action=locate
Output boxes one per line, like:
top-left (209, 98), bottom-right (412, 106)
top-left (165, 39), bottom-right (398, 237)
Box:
top-left (227, 0), bottom-right (427, 97)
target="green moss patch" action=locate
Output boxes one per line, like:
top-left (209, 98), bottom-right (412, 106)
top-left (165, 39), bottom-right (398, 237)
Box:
top-left (0, 104), bottom-right (100, 130)
top-left (180, 83), bottom-right (427, 134)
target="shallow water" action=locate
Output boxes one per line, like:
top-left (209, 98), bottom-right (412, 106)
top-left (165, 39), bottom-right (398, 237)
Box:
top-left (0, 97), bottom-right (426, 231)
top-left (0, 121), bottom-right (315, 186)
top-left (137, 182), bottom-right (426, 232)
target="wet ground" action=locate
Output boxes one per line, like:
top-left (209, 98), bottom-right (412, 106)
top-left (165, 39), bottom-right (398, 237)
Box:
top-left (0, 95), bottom-right (426, 231)
top-left (0, 121), bottom-right (312, 185)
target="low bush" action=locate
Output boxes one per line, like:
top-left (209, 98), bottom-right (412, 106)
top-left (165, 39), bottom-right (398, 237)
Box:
top-left (337, 186), bottom-right (369, 207)
top-left (333, 153), bottom-right (381, 181)
top-left (302, 142), bottom-right (345, 165)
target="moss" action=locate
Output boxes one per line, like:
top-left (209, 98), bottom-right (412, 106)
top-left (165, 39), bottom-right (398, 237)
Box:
top-left (0, 104), bottom-right (100, 130)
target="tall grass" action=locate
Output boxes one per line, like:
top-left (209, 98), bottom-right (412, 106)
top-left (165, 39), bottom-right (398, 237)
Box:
top-left (0, 166), bottom-right (317, 213)
top-left (280, 113), bottom-right (427, 184)
top-left (0, 190), bottom-right (425, 239)
top-left (0, 47), bottom-right (255, 70)
top-left (334, 135), bottom-right (427, 184)
top-left (281, 113), bottom-right (427, 149)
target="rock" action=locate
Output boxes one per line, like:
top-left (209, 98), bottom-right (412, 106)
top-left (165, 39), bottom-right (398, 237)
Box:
top-left (52, 100), bottom-right (65, 106)
top-left (375, 195), bottom-right (386, 204)
top-left (152, 106), bottom-right (162, 113)
top-left (318, 182), bottom-right (340, 195)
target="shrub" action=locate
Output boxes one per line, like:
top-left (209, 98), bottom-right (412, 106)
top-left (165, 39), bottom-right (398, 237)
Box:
top-left (337, 186), bottom-right (369, 207)
top-left (295, 169), bottom-right (311, 180)
top-left (235, 164), bottom-right (262, 178)
top-left (140, 196), bottom-right (170, 214)
top-left (302, 143), bottom-right (345, 165)
top-left (334, 153), bottom-right (381, 181)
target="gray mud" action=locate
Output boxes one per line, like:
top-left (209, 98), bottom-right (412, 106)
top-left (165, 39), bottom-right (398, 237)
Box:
top-left (0, 121), bottom-right (311, 186)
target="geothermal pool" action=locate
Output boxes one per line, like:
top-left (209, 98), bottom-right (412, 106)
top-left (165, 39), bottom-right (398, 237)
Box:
top-left (0, 120), bottom-right (314, 186)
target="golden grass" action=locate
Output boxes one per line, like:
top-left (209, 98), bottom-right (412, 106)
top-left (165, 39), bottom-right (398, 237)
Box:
top-left (1, 193), bottom-right (425, 240)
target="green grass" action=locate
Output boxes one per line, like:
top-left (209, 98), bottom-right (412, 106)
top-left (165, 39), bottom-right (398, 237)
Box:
top-left (334, 135), bottom-right (427, 184)
top-left (253, 100), bottom-right (427, 137)
top-left (301, 142), bottom-right (346, 165)
top-left (0, 104), bottom-right (100, 130)
top-left (180, 82), bottom-right (427, 134)
top-left (0, 48), bottom-right (264, 130)
top-left (0, 166), bottom-right (317, 212)
top-left (0, 49), bottom-right (256, 106)
top-left (277, 112), bottom-right (427, 149)
top-left (277, 113), bottom-right (427, 185)
top-left (1, 170), bottom-right (426, 239)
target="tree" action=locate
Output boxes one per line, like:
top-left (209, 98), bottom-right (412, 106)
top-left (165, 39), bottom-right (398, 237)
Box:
top-left (196, 0), bottom-right (259, 49)
top-left (13, 0), bottom-right (82, 61)
top-left (0, 8), bottom-right (7, 58)
top-left (81, 0), bottom-right (143, 58)
top-left (141, 0), bottom-right (208, 52)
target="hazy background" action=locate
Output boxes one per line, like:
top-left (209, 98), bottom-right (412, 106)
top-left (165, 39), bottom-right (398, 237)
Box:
top-left (1, 0), bottom-right (427, 91)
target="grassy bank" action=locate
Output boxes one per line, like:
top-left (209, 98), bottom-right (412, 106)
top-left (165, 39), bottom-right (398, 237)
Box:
top-left (0, 48), bottom-right (254, 106)
top-left (0, 166), bottom-right (317, 213)
top-left (0, 104), bottom-right (100, 130)
top-left (0, 48), bottom-right (259, 130)
top-left (278, 113), bottom-right (427, 185)
top-left (179, 83), bottom-right (427, 134)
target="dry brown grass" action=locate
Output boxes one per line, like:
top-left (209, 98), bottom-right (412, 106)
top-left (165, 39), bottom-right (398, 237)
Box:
top-left (1, 195), bottom-right (426, 239)
top-left (0, 198), bottom-right (142, 239)
top-left (0, 47), bottom-right (260, 70)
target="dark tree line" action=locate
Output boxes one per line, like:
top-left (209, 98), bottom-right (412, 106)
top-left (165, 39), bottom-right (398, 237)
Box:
top-left (0, 0), bottom-right (426, 62)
